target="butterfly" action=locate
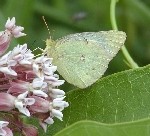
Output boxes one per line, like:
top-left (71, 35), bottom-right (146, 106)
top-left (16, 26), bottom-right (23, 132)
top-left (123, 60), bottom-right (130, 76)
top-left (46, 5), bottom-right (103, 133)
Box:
top-left (45, 30), bottom-right (126, 88)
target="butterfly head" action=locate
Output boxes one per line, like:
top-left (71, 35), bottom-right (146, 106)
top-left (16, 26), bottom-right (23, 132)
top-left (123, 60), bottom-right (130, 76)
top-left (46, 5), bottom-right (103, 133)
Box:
top-left (46, 38), bottom-right (55, 47)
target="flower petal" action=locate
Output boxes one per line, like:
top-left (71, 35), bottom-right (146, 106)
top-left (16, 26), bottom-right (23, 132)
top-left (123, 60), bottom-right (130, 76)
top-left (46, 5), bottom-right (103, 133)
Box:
top-left (5, 17), bottom-right (16, 30)
top-left (44, 117), bottom-right (54, 125)
top-left (33, 90), bottom-right (48, 98)
top-left (0, 121), bottom-right (9, 128)
top-left (51, 109), bottom-right (63, 121)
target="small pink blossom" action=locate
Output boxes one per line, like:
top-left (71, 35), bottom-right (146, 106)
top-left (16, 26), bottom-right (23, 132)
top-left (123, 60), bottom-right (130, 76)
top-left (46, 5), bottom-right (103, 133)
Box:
top-left (0, 31), bottom-right (11, 56)
top-left (0, 17), bottom-right (26, 56)
top-left (5, 17), bottom-right (26, 38)
top-left (10, 44), bottom-right (34, 65)
top-left (0, 93), bottom-right (15, 111)
top-left (29, 96), bottom-right (50, 113)
top-left (8, 80), bottom-right (29, 96)
top-left (0, 51), bottom-right (17, 76)
top-left (0, 121), bottom-right (13, 136)
top-left (32, 78), bottom-right (48, 98)
top-left (49, 88), bottom-right (65, 98)
top-left (0, 44), bottom-right (34, 76)
top-left (52, 97), bottom-right (69, 111)
top-left (14, 91), bottom-right (35, 116)
top-left (51, 109), bottom-right (63, 121)
top-left (5, 17), bottom-right (16, 30)
top-left (22, 125), bottom-right (38, 136)
top-left (39, 117), bottom-right (54, 132)
top-left (33, 56), bottom-right (56, 79)
top-left (9, 78), bottom-right (48, 98)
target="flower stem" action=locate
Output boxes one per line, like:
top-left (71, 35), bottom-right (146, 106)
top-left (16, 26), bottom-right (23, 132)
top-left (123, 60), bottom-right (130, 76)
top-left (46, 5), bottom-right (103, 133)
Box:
top-left (110, 0), bottom-right (139, 68)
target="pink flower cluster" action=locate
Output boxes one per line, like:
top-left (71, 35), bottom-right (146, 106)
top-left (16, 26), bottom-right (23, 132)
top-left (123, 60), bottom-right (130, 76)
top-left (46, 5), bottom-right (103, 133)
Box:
top-left (0, 17), bottom-right (69, 136)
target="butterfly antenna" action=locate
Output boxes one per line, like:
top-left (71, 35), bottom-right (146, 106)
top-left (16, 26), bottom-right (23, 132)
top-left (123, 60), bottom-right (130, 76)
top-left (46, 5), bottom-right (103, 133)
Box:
top-left (42, 16), bottom-right (51, 39)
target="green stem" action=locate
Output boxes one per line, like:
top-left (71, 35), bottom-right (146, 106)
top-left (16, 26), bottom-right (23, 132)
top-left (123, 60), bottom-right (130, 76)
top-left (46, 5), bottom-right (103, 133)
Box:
top-left (110, 0), bottom-right (139, 68)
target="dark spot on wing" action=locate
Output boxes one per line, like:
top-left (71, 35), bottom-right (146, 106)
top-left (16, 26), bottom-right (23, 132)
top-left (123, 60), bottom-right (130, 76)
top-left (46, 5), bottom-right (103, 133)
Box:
top-left (80, 55), bottom-right (85, 61)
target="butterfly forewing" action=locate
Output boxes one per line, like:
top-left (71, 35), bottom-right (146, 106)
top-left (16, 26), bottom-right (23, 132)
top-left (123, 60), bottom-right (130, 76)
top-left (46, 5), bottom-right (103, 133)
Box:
top-left (48, 30), bottom-right (126, 88)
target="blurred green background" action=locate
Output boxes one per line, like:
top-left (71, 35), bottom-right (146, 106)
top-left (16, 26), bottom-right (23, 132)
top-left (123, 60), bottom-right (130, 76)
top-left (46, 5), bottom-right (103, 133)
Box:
top-left (0, 0), bottom-right (150, 81)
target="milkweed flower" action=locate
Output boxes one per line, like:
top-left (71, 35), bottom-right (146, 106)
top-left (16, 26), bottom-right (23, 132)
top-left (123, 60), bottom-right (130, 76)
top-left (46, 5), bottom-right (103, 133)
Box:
top-left (0, 121), bottom-right (13, 136)
top-left (0, 17), bottom-right (69, 135)
top-left (0, 17), bottom-right (26, 56)
top-left (22, 125), bottom-right (38, 136)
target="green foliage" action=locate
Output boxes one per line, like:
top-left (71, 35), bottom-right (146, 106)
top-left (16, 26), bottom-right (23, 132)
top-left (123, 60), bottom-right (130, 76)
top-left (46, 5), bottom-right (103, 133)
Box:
top-left (41, 64), bottom-right (150, 135)
top-left (55, 120), bottom-right (150, 136)
top-left (0, 0), bottom-right (150, 136)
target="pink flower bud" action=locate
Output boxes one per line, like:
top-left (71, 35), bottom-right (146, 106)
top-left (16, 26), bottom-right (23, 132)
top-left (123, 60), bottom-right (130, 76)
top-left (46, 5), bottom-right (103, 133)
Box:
top-left (0, 121), bottom-right (13, 136)
top-left (14, 91), bottom-right (35, 117)
top-left (8, 80), bottom-right (29, 96)
top-left (0, 31), bottom-right (11, 56)
top-left (5, 17), bottom-right (26, 38)
top-left (0, 93), bottom-right (15, 111)
top-left (22, 125), bottom-right (38, 136)
top-left (29, 96), bottom-right (50, 113)
top-left (0, 17), bottom-right (26, 56)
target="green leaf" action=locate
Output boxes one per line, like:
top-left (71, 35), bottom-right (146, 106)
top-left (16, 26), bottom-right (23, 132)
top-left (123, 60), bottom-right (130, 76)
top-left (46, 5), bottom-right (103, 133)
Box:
top-left (55, 119), bottom-right (150, 136)
top-left (45, 65), bottom-right (150, 135)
